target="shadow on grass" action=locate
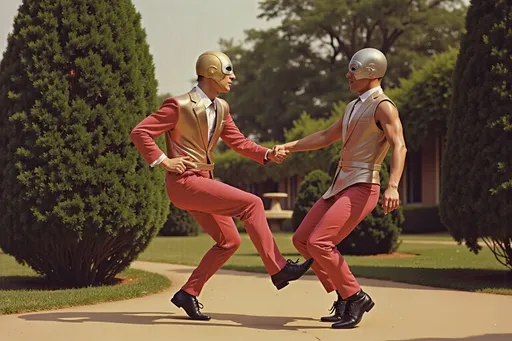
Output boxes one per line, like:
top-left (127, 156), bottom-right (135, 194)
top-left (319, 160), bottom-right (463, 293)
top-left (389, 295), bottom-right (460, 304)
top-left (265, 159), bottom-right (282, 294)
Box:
top-left (388, 335), bottom-right (512, 341)
top-left (164, 262), bottom-right (511, 293)
top-left (19, 311), bottom-right (325, 331)
top-left (348, 265), bottom-right (512, 293)
top-left (238, 252), bottom-right (420, 258)
top-left (236, 252), bottom-right (302, 258)
top-left (0, 276), bottom-right (123, 291)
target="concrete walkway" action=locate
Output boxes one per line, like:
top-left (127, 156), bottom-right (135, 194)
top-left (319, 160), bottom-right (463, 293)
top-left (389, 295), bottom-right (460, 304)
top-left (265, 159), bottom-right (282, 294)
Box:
top-left (1, 261), bottom-right (511, 341)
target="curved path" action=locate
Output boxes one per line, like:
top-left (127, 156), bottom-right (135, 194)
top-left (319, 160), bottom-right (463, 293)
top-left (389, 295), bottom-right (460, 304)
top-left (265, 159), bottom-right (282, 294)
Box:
top-left (1, 261), bottom-right (511, 341)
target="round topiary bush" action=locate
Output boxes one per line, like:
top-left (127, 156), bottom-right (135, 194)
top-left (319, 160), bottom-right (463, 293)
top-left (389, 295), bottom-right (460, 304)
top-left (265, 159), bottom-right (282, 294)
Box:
top-left (292, 158), bottom-right (403, 255)
top-left (0, 0), bottom-right (168, 287)
top-left (159, 204), bottom-right (200, 237)
top-left (328, 154), bottom-right (340, 179)
top-left (233, 217), bottom-right (246, 233)
top-left (337, 158), bottom-right (404, 255)
top-left (291, 169), bottom-right (333, 231)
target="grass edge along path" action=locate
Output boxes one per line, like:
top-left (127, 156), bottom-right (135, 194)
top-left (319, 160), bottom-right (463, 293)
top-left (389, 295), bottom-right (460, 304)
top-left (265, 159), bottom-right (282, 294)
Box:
top-left (0, 252), bottom-right (171, 315)
top-left (139, 234), bottom-right (512, 296)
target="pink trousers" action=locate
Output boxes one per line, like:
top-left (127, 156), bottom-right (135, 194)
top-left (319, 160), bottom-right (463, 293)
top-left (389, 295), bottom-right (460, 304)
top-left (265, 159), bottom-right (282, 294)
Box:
top-left (166, 170), bottom-right (287, 296)
top-left (292, 183), bottom-right (380, 299)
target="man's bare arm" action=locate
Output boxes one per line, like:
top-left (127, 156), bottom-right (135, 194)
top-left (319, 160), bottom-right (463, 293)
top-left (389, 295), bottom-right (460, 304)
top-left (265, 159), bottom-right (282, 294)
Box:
top-left (282, 117), bottom-right (344, 152)
top-left (375, 101), bottom-right (407, 214)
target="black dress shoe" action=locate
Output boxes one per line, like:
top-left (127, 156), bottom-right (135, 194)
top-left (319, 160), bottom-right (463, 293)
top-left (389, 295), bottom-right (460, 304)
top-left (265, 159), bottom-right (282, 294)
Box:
top-left (321, 298), bottom-right (346, 322)
top-left (170, 289), bottom-right (211, 321)
top-left (331, 290), bottom-right (374, 329)
top-left (271, 258), bottom-right (314, 290)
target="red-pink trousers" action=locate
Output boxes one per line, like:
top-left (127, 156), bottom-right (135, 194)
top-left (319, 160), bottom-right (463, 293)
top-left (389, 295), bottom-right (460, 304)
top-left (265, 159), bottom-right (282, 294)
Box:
top-left (166, 170), bottom-right (287, 296)
top-left (292, 183), bottom-right (380, 299)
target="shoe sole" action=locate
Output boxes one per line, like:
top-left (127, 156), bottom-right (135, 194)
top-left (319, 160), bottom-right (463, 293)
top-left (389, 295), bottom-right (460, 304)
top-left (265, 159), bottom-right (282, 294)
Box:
top-left (275, 281), bottom-right (289, 290)
top-left (170, 297), bottom-right (211, 321)
top-left (321, 317), bottom-right (342, 323)
top-left (170, 297), bottom-right (181, 308)
top-left (331, 300), bottom-right (375, 329)
top-left (272, 261), bottom-right (313, 290)
top-left (322, 301), bottom-right (373, 323)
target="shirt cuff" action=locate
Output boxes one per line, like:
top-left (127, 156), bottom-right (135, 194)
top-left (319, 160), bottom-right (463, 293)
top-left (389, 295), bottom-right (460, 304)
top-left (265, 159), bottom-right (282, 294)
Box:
top-left (264, 149), bottom-right (271, 161)
top-left (150, 153), bottom-right (167, 167)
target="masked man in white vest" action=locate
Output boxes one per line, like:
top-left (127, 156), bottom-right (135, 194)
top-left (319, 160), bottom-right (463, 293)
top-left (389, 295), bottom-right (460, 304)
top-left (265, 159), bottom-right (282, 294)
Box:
top-left (276, 48), bottom-right (407, 329)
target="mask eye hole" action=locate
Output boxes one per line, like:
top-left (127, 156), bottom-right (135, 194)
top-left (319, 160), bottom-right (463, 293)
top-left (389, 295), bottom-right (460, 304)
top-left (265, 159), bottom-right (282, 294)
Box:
top-left (349, 61), bottom-right (361, 73)
top-left (223, 64), bottom-right (233, 74)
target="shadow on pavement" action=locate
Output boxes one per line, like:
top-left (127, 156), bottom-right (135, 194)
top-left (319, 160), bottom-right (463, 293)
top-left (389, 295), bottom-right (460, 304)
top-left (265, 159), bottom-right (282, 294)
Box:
top-left (388, 334), bottom-right (512, 341)
top-left (19, 311), bottom-right (329, 331)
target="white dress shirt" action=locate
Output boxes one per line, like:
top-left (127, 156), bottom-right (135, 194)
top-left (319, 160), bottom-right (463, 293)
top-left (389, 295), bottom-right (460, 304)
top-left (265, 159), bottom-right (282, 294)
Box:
top-left (349, 86), bottom-right (382, 124)
top-left (194, 85), bottom-right (218, 142)
top-left (195, 85), bottom-right (270, 160)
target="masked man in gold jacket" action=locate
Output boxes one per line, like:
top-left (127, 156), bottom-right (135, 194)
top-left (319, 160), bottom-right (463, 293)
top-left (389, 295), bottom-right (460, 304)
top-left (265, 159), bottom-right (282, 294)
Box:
top-left (130, 51), bottom-right (313, 321)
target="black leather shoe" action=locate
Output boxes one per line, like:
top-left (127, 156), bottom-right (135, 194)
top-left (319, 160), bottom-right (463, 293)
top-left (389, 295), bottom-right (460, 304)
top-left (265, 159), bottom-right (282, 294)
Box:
top-left (170, 289), bottom-right (211, 321)
top-left (331, 290), bottom-right (374, 329)
top-left (271, 258), bottom-right (314, 290)
top-left (321, 298), bottom-right (346, 322)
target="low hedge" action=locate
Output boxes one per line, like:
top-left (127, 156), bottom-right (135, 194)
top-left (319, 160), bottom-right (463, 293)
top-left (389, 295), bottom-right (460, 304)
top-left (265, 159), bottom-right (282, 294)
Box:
top-left (159, 204), bottom-right (200, 236)
top-left (291, 167), bottom-right (403, 255)
top-left (401, 204), bottom-right (447, 234)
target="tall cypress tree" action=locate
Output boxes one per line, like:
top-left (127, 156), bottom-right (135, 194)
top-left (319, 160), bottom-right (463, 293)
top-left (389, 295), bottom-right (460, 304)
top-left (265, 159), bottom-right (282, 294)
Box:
top-left (440, 0), bottom-right (511, 268)
top-left (0, 0), bottom-right (169, 286)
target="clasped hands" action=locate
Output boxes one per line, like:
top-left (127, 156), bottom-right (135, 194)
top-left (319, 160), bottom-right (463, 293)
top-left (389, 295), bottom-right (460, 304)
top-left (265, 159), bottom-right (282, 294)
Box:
top-left (267, 144), bottom-right (290, 164)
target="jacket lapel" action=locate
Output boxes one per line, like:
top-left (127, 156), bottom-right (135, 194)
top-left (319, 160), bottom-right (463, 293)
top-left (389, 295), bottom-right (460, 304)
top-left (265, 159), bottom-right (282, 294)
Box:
top-left (342, 100), bottom-right (358, 142)
top-left (208, 98), bottom-right (225, 150)
top-left (190, 90), bottom-right (209, 149)
top-left (344, 88), bottom-right (383, 144)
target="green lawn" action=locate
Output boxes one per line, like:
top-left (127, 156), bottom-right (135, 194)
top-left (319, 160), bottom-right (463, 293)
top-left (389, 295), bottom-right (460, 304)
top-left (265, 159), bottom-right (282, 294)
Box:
top-left (0, 252), bottom-right (171, 315)
top-left (138, 234), bottom-right (512, 295)
top-left (2, 232), bottom-right (508, 315)
top-left (400, 232), bottom-right (455, 241)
